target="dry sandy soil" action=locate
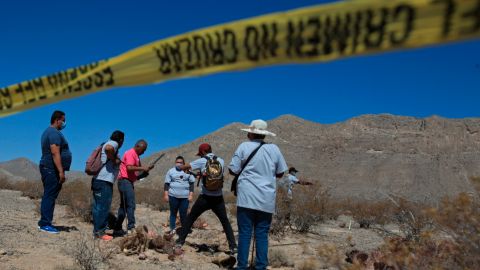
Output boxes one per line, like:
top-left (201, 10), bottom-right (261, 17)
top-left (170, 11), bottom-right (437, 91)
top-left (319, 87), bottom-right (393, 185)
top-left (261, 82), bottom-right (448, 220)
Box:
top-left (0, 189), bottom-right (386, 270)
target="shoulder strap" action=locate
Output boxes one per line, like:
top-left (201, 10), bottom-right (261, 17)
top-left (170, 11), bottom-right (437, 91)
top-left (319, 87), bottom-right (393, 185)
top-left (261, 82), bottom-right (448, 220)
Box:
top-left (238, 142), bottom-right (265, 177)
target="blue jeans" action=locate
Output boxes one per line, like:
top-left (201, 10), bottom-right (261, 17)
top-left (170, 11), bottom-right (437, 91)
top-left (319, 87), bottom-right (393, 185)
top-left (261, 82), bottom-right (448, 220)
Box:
top-left (38, 165), bottom-right (62, 227)
top-left (115, 179), bottom-right (136, 230)
top-left (237, 207), bottom-right (272, 270)
top-left (169, 196), bottom-right (189, 231)
top-left (92, 179), bottom-right (113, 236)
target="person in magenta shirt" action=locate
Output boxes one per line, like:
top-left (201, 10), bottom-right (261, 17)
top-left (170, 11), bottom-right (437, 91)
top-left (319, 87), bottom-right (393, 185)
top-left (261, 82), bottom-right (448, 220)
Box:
top-left (113, 139), bottom-right (153, 235)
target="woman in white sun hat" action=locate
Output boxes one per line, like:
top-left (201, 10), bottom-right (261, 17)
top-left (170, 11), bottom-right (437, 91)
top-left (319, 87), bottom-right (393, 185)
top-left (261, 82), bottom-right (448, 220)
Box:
top-left (228, 119), bottom-right (288, 270)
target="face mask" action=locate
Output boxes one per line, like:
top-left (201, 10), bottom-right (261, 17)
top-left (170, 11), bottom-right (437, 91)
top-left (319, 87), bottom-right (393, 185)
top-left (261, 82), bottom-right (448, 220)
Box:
top-left (59, 120), bottom-right (67, 130)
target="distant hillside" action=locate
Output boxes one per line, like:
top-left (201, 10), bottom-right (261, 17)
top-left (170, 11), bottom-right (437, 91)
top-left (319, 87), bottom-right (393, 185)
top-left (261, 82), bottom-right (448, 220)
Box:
top-left (139, 114), bottom-right (480, 204)
top-left (0, 158), bottom-right (40, 181)
top-left (0, 158), bottom-right (88, 181)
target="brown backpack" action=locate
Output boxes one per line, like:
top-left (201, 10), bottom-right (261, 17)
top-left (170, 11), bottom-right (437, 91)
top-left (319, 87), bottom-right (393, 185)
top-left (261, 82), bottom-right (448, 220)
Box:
top-left (202, 156), bottom-right (224, 191)
top-left (84, 143), bottom-right (106, 176)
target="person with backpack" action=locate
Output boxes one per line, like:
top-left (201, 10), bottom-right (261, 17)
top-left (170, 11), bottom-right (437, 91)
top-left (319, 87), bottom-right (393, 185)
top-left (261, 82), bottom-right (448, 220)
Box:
top-left (228, 119), bottom-right (288, 270)
top-left (163, 156), bottom-right (195, 232)
top-left (174, 143), bottom-right (237, 255)
top-left (38, 110), bottom-right (72, 234)
top-left (113, 139), bottom-right (153, 235)
top-left (90, 130), bottom-right (124, 241)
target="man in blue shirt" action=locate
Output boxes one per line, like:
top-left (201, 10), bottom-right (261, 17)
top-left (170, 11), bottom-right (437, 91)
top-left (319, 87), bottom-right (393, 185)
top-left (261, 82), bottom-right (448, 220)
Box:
top-left (175, 143), bottom-right (237, 255)
top-left (228, 119), bottom-right (288, 270)
top-left (38, 110), bottom-right (72, 234)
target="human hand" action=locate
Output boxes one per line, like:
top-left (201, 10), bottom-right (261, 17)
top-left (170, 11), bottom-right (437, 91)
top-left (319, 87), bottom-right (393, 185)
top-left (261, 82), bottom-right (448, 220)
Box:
top-left (59, 171), bottom-right (66, 184)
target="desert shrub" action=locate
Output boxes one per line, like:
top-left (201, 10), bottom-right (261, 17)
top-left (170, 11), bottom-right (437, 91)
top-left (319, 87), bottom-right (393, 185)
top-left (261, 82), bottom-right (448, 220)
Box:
top-left (0, 178), bottom-right (43, 199)
top-left (68, 234), bottom-right (114, 270)
top-left (57, 180), bottom-right (93, 222)
top-left (135, 186), bottom-right (169, 211)
top-left (427, 193), bottom-right (480, 268)
top-left (0, 177), bottom-right (13, 189)
top-left (268, 248), bottom-right (294, 267)
top-left (270, 188), bottom-right (292, 236)
top-left (289, 185), bottom-right (331, 233)
top-left (346, 193), bottom-right (480, 270)
top-left (271, 184), bottom-right (331, 235)
top-left (469, 175), bottom-right (480, 193)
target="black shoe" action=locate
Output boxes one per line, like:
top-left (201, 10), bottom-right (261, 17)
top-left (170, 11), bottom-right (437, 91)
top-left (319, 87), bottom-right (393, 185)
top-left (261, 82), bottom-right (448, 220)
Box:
top-left (112, 229), bottom-right (126, 237)
top-left (228, 247), bottom-right (238, 255)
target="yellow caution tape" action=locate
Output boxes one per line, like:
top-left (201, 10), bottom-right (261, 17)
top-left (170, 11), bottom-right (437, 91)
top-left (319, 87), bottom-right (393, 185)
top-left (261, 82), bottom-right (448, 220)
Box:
top-left (1, 0), bottom-right (479, 117)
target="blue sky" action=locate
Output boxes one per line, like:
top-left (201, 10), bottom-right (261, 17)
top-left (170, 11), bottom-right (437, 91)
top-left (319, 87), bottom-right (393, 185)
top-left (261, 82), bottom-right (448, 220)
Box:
top-left (0, 0), bottom-right (479, 170)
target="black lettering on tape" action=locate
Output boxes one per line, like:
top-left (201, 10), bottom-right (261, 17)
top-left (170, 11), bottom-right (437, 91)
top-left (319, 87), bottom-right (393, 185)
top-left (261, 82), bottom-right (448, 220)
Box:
top-left (103, 66), bottom-right (114, 86)
top-left (94, 71), bottom-right (104, 87)
top-left (178, 38), bottom-right (196, 70)
top-left (193, 35), bottom-right (210, 68)
top-left (433, 0), bottom-right (456, 36)
top-left (286, 20), bottom-right (304, 57)
top-left (0, 87), bottom-right (13, 110)
top-left (364, 8), bottom-right (389, 48)
top-left (69, 68), bottom-right (82, 93)
top-left (154, 46), bottom-right (172, 74)
top-left (305, 17), bottom-right (321, 56)
top-left (223, 29), bottom-right (238, 63)
top-left (259, 23), bottom-right (279, 59)
top-left (23, 81), bottom-right (36, 103)
top-left (207, 32), bottom-right (225, 65)
top-left (390, 5), bottom-right (415, 45)
top-left (323, 13), bottom-right (351, 55)
top-left (82, 76), bottom-right (93, 90)
top-left (169, 42), bottom-right (183, 72)
top-left (461, 0), bottom-right (480, 34)
top-left (32, 78), bottom-right (47, 100)
top-left (245, 24), bottom-right (278, 61)
top-left (245, 26), bottom-right (260, 61)
top-left (14, 83), bottom-right (27, 104)
top-left (352, 11), bottom-right (364, 53)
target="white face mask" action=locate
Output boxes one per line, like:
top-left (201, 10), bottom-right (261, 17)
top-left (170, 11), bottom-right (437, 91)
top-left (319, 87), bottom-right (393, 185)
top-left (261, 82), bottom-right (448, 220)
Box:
top-left (59, 120), bottom-right (67, 130)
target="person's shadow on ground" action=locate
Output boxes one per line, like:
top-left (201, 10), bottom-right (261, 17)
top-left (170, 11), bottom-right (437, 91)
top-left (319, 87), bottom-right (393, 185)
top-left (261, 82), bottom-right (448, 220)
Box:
top-left (55, 225), bottom-right (79, 232)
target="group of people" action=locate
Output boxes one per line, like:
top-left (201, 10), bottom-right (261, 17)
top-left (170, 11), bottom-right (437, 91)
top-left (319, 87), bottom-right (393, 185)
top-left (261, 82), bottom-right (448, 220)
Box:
top-left (38, 110), bottom-right (303, 270)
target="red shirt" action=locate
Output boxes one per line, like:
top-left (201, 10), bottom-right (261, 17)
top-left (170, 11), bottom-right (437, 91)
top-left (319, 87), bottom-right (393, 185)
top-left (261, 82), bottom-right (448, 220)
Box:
top-left (119, 148), bottom-right (140, 182)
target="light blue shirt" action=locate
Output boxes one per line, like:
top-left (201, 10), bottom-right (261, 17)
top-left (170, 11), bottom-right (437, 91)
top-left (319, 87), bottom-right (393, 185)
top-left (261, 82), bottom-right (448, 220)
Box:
top-left (229, 140), bottom-right (288, 214)
top-left (96, 140), bottom-right (119, 183)
top-left (190, 153), bottom-right (224, 196)
top-left (165, 167), bottom-right (195, 198)
top-left (287, 174), bottom-right (299, 195)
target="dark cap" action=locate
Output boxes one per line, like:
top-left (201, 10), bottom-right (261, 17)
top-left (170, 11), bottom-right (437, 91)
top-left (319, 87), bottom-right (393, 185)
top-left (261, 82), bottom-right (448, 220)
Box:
top-left (289, 167), bottom-right (298, 173)
top-left (196, 143), bottom-right (211, 156)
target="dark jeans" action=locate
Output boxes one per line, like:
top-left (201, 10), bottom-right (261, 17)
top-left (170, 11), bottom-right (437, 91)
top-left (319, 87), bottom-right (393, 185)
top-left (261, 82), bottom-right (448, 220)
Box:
top-left (38, 165), bottom-right (62, 227)
top-left (237, 207), bottom-right (272, 270)
top-left (92, 179), bottom-right (113, 236)
top-left (176, 194), bottom-right (237, 250)
top-left (169, 195), bottom-right (189, 231)
top-left (114, 179), bottom-right (136, 230)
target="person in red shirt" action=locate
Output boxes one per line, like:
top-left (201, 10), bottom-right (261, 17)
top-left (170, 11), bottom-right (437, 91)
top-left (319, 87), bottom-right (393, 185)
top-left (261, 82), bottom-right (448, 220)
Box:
top-left (113, 139), bottom-right (153, 235)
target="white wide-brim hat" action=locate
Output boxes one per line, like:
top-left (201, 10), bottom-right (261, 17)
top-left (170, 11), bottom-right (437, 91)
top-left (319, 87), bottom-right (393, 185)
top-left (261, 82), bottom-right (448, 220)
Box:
top-left (241, 119), bottom-right (276, 136)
